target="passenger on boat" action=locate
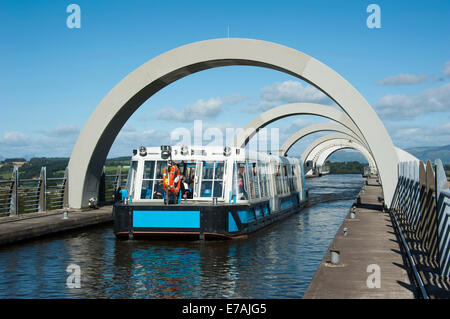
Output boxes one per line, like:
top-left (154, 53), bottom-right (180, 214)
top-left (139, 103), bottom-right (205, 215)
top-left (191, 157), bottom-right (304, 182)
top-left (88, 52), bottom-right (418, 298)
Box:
top-left (238, 174), bottom-right (248, 200)
top-left (153, 180), bottom-right (164, 199)
top-left (180, 176), bottom-right (192, 199)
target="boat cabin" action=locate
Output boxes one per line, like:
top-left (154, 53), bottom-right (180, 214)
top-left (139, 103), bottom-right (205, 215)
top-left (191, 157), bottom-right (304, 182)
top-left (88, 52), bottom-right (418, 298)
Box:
top-left (123, 145), bottom-right (306, 205)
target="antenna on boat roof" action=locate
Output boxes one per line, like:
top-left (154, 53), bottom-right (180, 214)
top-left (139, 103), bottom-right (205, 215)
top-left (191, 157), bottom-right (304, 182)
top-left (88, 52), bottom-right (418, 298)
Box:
top-left (227, 25), bottom-right (230, 38)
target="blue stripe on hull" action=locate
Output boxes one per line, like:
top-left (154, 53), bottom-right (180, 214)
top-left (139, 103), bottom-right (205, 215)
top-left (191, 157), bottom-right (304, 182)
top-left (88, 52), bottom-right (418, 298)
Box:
top-left (228, 212), bottom-right (239, 232)
top-left (237, 210), bottom-right (254, 223)
top-left (133, 210), bottom-right (200, 228)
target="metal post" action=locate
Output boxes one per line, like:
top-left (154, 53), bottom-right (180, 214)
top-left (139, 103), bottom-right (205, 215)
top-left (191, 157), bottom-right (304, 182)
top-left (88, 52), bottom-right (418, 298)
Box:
top-left (98, 166), bottom-right (106, 205)
top-left (115, 166), bottom-right (122, 191)
top-left (9, 167), bottom-right (18, 216)
top-left (38, 166), bottom-right (46, 212)
top-left (330, 249), bottom-right (340, 265)
top-left (62, 167), bottom-right (69, 208)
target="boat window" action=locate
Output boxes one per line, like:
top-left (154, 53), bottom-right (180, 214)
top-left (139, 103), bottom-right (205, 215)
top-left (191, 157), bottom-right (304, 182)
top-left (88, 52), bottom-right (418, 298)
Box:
top-left (232, 162), bottom-right (247, 201)
top-left (126, 161), bottom-right (138, 200)
top-left (155, 161), bottom-right (167, 179)
top-left (179, 162), bottom-right (196, 199)
top-left (200, 161), bottom-right (224, 198)
top-left (258, 163), bottom-right (267, 198)
top-left (141, 180), bottom-right (154, 199)
top-left (252, 163), bottom-right (260, 199)
top-left (245, 161), bottom-right (255, 199)
top-left (143, 161), bottom-right (155, 179)
top-left (275, 164), bottom-right (282, 195)
top-left (202, 161), bottom-right (215, 179)
top-left (140, 160), bottom-right (166, 200)
top-left (141, 161), bottom-right (155, 199)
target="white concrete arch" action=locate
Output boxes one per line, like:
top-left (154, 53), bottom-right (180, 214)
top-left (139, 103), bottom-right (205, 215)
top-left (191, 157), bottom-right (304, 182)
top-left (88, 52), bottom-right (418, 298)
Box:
top-left (302, 133), bottom-right (374, 163)
top-left (278, 122), bottom-right (369, 156)
top-left (312, 143), bottom-right (377, 174)
top-left (301, 134), bottom-right (416, 177)
top-left (316, 145), bottom-right (374, 167)
top-left (305, 137), bottom-right (376, 167)
top-left (234, 103), bottom-right (367, 149)
top-left (68, 38), bottom-right (398, 208)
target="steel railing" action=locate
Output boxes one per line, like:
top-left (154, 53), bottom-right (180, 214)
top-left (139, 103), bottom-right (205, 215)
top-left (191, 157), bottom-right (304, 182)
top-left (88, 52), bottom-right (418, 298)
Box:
top-left (390, 159), bottom-right (450, 297)
top-left (0, 165), bottom-right (128, 216)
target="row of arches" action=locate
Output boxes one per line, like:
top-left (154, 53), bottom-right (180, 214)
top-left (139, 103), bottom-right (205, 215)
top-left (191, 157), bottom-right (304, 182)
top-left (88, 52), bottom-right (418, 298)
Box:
top-left (234, 106), bottom-right (417, 181)
top-left (67, 38), bottom-right (416, 208)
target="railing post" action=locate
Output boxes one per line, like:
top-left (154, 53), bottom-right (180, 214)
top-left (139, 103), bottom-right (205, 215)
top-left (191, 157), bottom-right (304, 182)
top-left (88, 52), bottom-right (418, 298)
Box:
top-left (98, 166), bottom-right (106, 205)
top-left (9, 167), bottom-right (18, 216)
top-left (434, 159), bottom-right (450, 277)
top-left (62, 167), bottom-right (69, 208)
top-left (115, 165), bottom-right (121, 191)
top-left (38, 166), bottom-right (46, 212)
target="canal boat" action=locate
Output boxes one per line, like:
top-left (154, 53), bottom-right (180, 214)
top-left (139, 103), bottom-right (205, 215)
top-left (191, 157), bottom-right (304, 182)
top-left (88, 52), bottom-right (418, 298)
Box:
top-left (113, 145), bottom-right (307, 240)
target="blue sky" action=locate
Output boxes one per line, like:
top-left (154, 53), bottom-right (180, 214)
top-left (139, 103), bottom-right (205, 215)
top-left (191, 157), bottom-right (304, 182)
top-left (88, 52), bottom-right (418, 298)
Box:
top-left (0, 0), bottom-right (449, 159)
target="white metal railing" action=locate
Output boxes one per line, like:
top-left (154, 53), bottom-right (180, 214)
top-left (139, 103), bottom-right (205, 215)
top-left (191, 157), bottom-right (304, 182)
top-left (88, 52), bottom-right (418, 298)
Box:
top-left (0, 165), bottom-right (128, 216)
top-left (390, 159), bottom-right (450, 283)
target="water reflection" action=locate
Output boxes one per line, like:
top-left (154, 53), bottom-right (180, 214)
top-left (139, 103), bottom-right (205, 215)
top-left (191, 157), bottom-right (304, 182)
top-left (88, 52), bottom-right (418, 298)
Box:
top-left (0, 174), bottom-right (363, 298)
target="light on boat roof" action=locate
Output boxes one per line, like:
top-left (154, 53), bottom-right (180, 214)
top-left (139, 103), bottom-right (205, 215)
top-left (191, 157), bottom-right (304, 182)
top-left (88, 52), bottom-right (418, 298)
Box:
top-left (181, 145), bottom-right (189, 156)
top-left (160, 145), bottom-right (171, 159)
top-left (139, 146), bottom-right (147, 156)
top-left (223, 146), bottom-right (231, 157)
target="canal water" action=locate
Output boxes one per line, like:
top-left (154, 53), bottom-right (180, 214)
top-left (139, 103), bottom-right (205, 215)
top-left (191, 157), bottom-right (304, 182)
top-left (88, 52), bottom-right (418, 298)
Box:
top-left (0, 174), bottom-right (364, 298)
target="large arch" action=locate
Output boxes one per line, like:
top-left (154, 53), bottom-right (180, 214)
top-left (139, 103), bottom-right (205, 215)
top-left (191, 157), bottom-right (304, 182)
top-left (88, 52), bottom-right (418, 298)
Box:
top-left (233, 103), bottom-right (367, 149)
top-left (68, 38), bottom-right (398, 208)
top-left (300, 134), bottom-right (417, 173)
top-left (303, 136), bottom-right (377, 169)
top-left (316, 145), bottom-right (375, 168)
top-left (278, 122), bottom-right (369, 156)
top-left (310, 142), bottom-right (377, 174)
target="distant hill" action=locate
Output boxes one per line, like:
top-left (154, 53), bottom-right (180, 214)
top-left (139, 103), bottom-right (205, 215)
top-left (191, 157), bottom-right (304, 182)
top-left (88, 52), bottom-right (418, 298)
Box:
top-left (326, 145), bottom-right (450, 164)
top-left (405, 145), bottom-right (450, 164)
top-left (327, 150), bottom-right (368, 163)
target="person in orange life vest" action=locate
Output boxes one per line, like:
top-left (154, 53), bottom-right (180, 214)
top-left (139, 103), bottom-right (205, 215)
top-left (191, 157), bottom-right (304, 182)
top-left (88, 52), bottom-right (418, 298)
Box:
top-left (163, 161), bottom-right (181, 201)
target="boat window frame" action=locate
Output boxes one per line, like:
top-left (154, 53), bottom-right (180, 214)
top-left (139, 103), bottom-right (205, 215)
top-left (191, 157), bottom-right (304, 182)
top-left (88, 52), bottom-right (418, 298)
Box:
top-left (197, 160), bottom-right (225, 200)
top-left (138, 159), bottom-right (167, 201)
top-left (126, 160), bottom-right (138, 200)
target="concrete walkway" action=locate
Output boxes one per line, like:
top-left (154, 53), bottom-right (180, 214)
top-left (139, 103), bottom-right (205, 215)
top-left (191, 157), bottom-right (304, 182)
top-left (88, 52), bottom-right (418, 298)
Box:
top-left (303, 178), bottom-right (416, 299)
top-left (0, 206), bottom-right (113, 246)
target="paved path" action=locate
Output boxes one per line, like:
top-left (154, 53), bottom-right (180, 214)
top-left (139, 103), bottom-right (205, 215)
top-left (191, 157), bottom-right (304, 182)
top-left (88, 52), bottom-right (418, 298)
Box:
top-left (303, 178), bottom-right (416, 299)
top-left (0, 206), bottom-right (113, 246)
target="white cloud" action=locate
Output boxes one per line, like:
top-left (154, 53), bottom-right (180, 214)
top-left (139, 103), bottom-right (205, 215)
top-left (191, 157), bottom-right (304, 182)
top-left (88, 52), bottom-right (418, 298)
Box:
top-left (389, 122), bottom-right (450, 148)
top-left (40, 124), bottom-right (79, 137)
top-left (443, 61), bottom-right (450, 77)
top-left (244, 80), bottom-right (334, 113)
top-left (376, 83), bottom-right (450, 120)
top-left (0, 131), bottom-right (30, 145)
top-left (156, 95), bottom-right (244, 122)
top-left (115, 129), bottom-right (170, 146)
top-left (281, 117), bottom-right (312, 135)
top-left (377, 73), bottom-right (429, 86)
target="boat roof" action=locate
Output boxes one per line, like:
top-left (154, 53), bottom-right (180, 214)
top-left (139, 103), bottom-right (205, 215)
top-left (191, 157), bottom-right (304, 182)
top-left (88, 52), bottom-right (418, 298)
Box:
top-left (130, 145), bottom-right (301, 164)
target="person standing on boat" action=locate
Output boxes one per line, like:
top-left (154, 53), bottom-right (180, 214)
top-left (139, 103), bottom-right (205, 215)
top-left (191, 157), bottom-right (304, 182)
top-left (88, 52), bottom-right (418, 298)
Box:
top-left (179, 175), bottom-right (187, 199)
top-left (163, 161), bottom-right (181, 204)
